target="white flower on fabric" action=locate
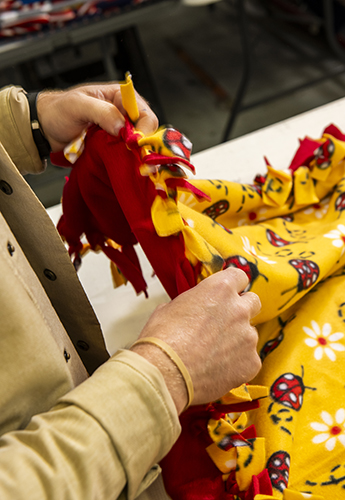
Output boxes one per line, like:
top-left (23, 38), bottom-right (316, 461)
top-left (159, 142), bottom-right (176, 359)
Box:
top-left (178, 193), bottom-right (197, 208)
top-left (185, 219), bottom-right (195, 228)
top-left (303, 199), bottom-right (329, 219)
top-left (258, 207), bottom-right (268, 215)
top-left (241, 236), bottom-right (276, 264)
top-left (324, 224), bottom-right (345, 255)
top-left (303, 321), bottom-right (345, 361)
top-left (238, 206), bottom-right (268, 227)
top-left (310, 409), bottom-right (345, 451)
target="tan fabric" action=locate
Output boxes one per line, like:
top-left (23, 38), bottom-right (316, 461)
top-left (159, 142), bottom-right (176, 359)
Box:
top-left (0, 86), bottom-right (43, 175)
top-left (136, 473), bottom-right (171, 500)
top-left (0, 86), bottom-right (180, 499)
top-left (0, 350), bottom-right (180, 500)
top-left (0, 141), bottom-right (109, 374)
top-left (0, 212), bottom-right (87, 432)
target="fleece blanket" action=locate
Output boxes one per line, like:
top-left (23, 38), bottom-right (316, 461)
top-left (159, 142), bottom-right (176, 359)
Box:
top-left (52, 75), bottom-right (345, 499)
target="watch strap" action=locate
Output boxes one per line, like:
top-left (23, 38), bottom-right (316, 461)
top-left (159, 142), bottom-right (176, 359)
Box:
top-left (26, 92), bottom-right (51, 159)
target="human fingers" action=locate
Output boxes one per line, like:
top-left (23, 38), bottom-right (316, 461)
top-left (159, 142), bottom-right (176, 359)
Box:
top-left (214, 266), bottom-right (250, 295)
top-left (75, 92), bottom-right (126, 136)
top-left (72, 88), bottom-right (158, 139)
top-left (240, 291), bottom-right (262, 320)
top-left (37, 89), bottom-right (126, 151)
top-left (38, 83), bottom-right (158, 150)
top-left (111, 86), bottom-right (158, 135)
top-left (136, 276), bottom-right (261, 398)
top-left (78, 83), bottom-right (158, 135)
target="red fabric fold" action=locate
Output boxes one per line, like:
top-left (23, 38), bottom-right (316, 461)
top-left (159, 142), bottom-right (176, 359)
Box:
top-left (55, 120), bottom-right (272, 499)
top-left (55, 120), bottom-right (198, 299)
top-left (161, 401), bottom-right (265, 500)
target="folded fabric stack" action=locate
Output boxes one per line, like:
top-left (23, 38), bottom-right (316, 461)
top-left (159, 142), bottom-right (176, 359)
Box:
top-left (0, 0), bottom-right (145, 37)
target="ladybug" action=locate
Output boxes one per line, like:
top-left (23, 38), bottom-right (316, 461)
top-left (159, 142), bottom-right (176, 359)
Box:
top-left (260, 331), bottom-right (284, 361)
top-left (254, 174), bottom-right (266, 186)
top-left (203, 200), bottom-right (229, 220)
top-left (281, 215), bottom-right (294, 223)
top-left (313, 138), bottom-right (335, 170)
top-left (224, 255), bottom-right (266, 292)
top-left (267, 451), bottom-right (290, 492)
top-left (250, 183), bottom-right (263, 196)
top-left (163, 128), bottom-right (192, 160)
top-left (289, 259), bottom-right (319, 291)
top-left (266, 229), bottom-right (293, 247)
top-left (279, 259), bottom-right (319, 310)
top-left (218, 433), bottom-right (249, 451)
top-left (335, 192), bottom-right (345, 214)
top-left (270, 372), bottom-right (306, 411)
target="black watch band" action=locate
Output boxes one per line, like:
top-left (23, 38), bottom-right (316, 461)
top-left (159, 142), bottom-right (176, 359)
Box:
top-left (26, 92), bottom-right (52, 160)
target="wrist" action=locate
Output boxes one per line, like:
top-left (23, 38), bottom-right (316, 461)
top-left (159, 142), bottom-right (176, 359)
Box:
top-left (130, 342), bottom-right (189, 415)
top-left (25, 92), bottom-right (52, 161)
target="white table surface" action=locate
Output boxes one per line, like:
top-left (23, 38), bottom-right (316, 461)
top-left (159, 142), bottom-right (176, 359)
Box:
top-left (47, 95), bottom-right (345, 354)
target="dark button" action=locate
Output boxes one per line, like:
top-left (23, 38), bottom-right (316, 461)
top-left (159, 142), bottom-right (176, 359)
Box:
top-left (77, 340), bottom-right (89, 351)
top-left (7, 242), bottom-right (15, 256)
top-left (43, 269), bottom-right (57, 281)
top-left (64, 349), bottom-right (71, 363)
top-left (0, 180), bottom-right (13, 195)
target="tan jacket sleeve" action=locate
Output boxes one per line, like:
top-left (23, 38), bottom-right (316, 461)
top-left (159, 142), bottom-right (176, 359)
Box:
top-left (0, 350), bottom-right (180, 500)
top-left (0, 85), bottom-right (43, 175)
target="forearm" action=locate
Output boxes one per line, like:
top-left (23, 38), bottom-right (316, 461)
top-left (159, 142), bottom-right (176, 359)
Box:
top-left (0, 351), bottom-right (180, 500)
top-left (0, 405), bottom-right (124, 499)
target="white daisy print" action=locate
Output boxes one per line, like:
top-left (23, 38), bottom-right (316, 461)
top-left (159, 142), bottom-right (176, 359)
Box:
top-left (178, 193), bottom-right (197, 208)
top-left (238, 207), bottom-right (268, 227)
top-left (303, 320), bottom-right (345, 361)
top-left (324, 224), bottom-right (345, 255)
top-left (310, 409), bottom-right (345, 451)
top-left (241, 236), bottom-right (276, 264)
top-left (303, 198), bottom-right (330, 219)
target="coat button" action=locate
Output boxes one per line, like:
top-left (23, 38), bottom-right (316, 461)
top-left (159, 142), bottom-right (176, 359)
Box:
top-left (0, 180), bottom-right (13, 195)
top-left (64, 349), bottom-right (71, 362)
top-left (77, 340), bottom-right (89, 351)
top-left (43, 269), bottom-right (57, 281)
top-left (7, 242), bottom-right (15, 256)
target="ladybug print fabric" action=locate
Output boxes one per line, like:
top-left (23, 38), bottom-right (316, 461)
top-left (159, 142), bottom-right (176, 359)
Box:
top-left (161, 125), bottom-right (345, 499)
top-left (55, 78), bottom-right (345, 500)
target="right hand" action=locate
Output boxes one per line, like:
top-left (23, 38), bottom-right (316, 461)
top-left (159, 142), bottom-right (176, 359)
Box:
top-left (131, 267), bottom-right (262, 413)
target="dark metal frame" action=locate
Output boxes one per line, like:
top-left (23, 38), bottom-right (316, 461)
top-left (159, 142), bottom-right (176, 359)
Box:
top-left (222, 0), bottom-right (345, 142)
top-left (0, 0), bottom-right (175, 122)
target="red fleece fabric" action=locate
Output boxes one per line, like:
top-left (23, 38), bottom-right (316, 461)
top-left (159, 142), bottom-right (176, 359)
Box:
top-left (52, 121), bottom-right (272, 499)
top-left (52, 121), bottom-right (197, 298)
top-left (160, 401), bottom-right (272, 500)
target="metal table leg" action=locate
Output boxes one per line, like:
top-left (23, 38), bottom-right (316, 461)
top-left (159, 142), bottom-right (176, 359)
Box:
top-left (221, 0), bottom-right (251, 142)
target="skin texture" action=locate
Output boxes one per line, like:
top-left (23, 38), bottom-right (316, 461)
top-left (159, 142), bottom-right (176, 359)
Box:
top-left (36, 85), bottom-right (261, 416)
top-left (36, 82), bottom-right (158, 151)
top-left (132, 267), bottom-right (262, 414)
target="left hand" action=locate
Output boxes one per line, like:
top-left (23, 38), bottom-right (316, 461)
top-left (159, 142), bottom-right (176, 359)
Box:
top-left (36, 82), bottom-right (159, 152)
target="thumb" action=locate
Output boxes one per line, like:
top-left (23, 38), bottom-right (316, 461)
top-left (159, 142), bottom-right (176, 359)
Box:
top-left (135, 110), bottom-right (159, 136)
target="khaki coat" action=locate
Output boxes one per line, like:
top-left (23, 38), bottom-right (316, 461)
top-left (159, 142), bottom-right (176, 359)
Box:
top-left (0, 86), bottom-right (179, 499)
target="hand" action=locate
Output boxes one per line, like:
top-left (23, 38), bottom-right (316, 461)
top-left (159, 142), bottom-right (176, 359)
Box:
top-left (36, 82), bottom-right (159, 152)
top-left (131, 267), bottom-right (262, 414)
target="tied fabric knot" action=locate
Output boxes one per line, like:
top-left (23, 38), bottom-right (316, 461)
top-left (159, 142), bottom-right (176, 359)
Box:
top-left (54, 113), bottom-right (205, 298)
top-left (161, 384), bottom-right (271, 499)
top-left (55, 71), bottom-right (211, 298)
top-left (53, 73), bottom-right (343, 498)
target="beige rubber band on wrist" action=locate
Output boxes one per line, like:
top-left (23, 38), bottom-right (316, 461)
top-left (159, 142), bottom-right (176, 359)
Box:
top-left (131, 337), bottom-right (194, 411)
